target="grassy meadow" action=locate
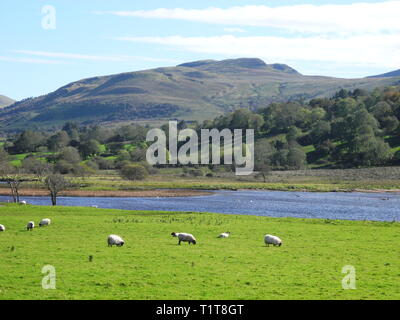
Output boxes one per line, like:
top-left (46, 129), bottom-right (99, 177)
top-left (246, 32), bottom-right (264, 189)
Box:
top-left (0, 203), bottom-right (399, 300)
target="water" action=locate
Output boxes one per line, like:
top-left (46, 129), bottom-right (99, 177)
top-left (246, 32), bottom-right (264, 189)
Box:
top-left (1, 190), bottom-right (399, 222)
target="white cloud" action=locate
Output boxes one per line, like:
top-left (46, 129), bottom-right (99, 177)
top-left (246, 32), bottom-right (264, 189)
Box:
top-left (0, 55), bottom-right (66, 65)
top-left (14, 50), bottom-right (124, 62)
top-left (223, 27), bottom-right (245, 33)
top-left (115, 34), bottom-right (400, 73)
top-left (106, 1), bottom-right (400, 35)
top-left (12, 50), bottom-right (178, 64)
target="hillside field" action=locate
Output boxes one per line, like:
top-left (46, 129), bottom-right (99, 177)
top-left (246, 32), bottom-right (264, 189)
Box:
top-left (0, 204), bottom-right (399, 300)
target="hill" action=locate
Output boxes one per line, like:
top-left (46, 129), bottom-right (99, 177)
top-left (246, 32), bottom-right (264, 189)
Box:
top-left (0, 95), bottom-right (15, 108)
top-left (1, 58), bottom-right (400, 131)
top-left (368, 69), bottom-right (400, 78)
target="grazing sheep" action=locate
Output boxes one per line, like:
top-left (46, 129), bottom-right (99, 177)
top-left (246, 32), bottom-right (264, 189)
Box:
top-left (90, 205), bottom-right (98, 208)
top-left (26, 221), bottom-right (35, 231)
top-left (39, 218), bottom-right (51, 227)
top-left (264, 234), bottom-right (282, 247)
top-left (0, 224), bottom-right (5, 232)
top-left (171, 232), bottom-right (197, 245)
top-left (20, 200), bottom-right (27, 205)
top-left (217, 231), bottom-right (231, 238)
top-left (107, 234), bottom-right (125, 247)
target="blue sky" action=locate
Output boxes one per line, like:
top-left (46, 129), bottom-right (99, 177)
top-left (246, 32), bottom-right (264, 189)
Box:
top-left (1, 0), bottom-right (399, 100)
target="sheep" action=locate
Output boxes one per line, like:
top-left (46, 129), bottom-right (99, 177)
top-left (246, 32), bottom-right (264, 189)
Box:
top-left (217, 231), bottom-right (231, 238)
top-left (26, 221), bottom-right (35, 231)
top-left (39, 218), bottom-right (51, 227)
top-left (264, 234), bottom-right (282, 247)
top-left (107, 234), bottom-right (125, 247)
top-left (171, 232), bottom-right (197, 245)
top-left (90, 205), bottom-right (98, 208)
top-left (20, 200), bottom-right (27, 205)
top-left (0, 224), bottom-right (5, 232)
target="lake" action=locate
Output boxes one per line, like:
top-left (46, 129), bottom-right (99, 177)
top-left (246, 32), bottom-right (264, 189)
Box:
top-left (1, 190), bottom-right (399, 222)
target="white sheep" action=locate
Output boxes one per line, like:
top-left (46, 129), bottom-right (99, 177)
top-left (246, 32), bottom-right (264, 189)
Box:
top-left (171, 232), bottom-right (197, 245)
top-left (0, 224), bottom-right (5, 232)
top-left (39, 218), bottom-right (51, 227)
top-left (27, 221), bottom-right (35, 231)
top-left (264, 234), bottom-right (282, 247)
top-left (107, 234), bottom-right (125, 247)
top-left (217, 231), bottom-right (231, 238)
top-left (90, 205), bottom-right (98, 208)
top-left (20, 200), bottom-right (27, 205)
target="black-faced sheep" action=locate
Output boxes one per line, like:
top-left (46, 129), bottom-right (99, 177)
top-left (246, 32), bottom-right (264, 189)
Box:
top-left (107, 234), bottom-right (125, 247)
top-left (27, 221), bottom-right (35, 231)
top-left (264, 234), bottom-right (282, 247)
top-left (171, 232), bottom-right (197, 245)
top-left (39, 218), bottom-right (51, 227)
top-left (217, 231), bottom-right (231, 238)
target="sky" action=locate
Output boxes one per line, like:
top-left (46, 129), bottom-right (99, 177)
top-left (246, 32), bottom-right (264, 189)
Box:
top-left (1, 0), bottom-right (399, 101)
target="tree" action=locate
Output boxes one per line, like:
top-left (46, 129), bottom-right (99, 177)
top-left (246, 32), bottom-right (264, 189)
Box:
top-left (13, 130), bottom-right (45, 153)
top-left (0, 147), bottom-right (11, 173)
top-left (287, 143), bottom-right (307, 169)
top-left (254, 140), bottom-right (274, 182)
top-left (0, 166), bottom-right (33, 203)
top-left (44, 174), bottom-right (69, 206)
top-left (120, 164), bottom-right (148, 181)
top-left (130, 148), bottom-right (146, 162)
top-left (22, 157), bottom-right (53, 181)
top-left (47, 130), bottom-right (70, 151)
top-left (79, 139), bottom-right (101, 159)
top-left (58, 146), bottom-right (81, 164)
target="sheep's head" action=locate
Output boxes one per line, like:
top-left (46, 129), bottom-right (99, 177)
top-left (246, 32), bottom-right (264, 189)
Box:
top-left (171, 232), bottom-right (177, 237)
top-left (192, 240), bottom-right (197, 245)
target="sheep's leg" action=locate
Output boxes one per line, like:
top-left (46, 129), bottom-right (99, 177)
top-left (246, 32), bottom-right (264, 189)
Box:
top-left (178, 240), bottom-right (181, 245)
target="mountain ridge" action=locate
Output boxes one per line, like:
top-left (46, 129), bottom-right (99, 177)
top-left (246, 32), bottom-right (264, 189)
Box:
top-left (1, 58), bottom-right (400, 132)
top-left (368, 69), bottom-right (400, 78)
top-left (0, 95), bottom-right (15, 108)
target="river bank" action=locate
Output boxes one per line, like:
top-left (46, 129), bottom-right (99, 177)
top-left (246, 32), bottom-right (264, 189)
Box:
top-left (0, 188), bottom-right (213, 198)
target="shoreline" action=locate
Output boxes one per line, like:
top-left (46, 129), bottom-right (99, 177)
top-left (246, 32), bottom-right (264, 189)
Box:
top-left (0, 188), bottom-right (214, 198)
top-left (0, 187), bottom-right (399, 198)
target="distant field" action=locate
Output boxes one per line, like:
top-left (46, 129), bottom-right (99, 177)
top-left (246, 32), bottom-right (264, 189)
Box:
top-left (0, 204), bottom-right (399, 300)
top-left (4, 166), bottom-right (400, 194)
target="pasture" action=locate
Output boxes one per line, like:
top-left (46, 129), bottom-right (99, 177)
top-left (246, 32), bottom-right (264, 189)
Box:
top-left (0, 204), bottom-right (399, 300)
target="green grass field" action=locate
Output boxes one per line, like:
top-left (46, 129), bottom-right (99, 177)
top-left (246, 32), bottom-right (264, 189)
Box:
top-left (0, 204), bottom-right (399, 300)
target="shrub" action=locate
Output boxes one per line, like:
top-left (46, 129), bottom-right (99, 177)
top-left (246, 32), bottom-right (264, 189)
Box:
top-left (120, 164), bottom-right (148, 181)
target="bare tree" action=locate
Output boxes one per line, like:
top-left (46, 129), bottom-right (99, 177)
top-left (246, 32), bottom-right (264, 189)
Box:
top-left (0, 161), bottom-right (33, 203)
top-left (22, 157), bottom-right (54, 182)
top-left (44, 174), bottom-right (69, 206)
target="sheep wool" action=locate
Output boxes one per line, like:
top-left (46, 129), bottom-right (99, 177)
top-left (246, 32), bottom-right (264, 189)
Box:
top-left (27, 221), bottom-right (35, 231)
top-left (171, 232), bottom-right (197, 245)
top-left (217, 232), bottom-right (231, 238)
top-left (264, 234), bottom-right (282, 247)
top-left (108, 234), bottom-right (125, 247)
top-left (0, 224), bottom-right (5, 232)
top-left (39, 218), bottom-right (51, 227)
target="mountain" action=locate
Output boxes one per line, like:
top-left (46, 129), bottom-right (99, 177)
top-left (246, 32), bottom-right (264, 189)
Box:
top-left (368, 69), bottom-right (400, 78)
top-left (1, 58), bottom-right (400, 131)
top-left (0, 95), bottom-right (15, 108)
